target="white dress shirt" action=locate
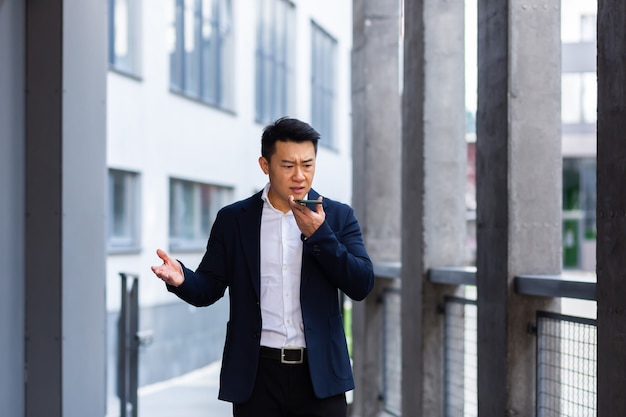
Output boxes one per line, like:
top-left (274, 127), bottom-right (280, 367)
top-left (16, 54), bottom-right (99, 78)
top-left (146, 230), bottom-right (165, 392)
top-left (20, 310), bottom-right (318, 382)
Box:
top-left (259, 183), bottom-right (307, 348)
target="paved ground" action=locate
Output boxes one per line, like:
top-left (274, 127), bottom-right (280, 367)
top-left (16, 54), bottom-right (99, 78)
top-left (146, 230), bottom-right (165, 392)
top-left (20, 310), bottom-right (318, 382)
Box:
top-left (108, 361), bottom-right (232, 417)
top-left (139, 361), bottom-right (232, 417)
top-left (114, 360), bottom-right (354, 417)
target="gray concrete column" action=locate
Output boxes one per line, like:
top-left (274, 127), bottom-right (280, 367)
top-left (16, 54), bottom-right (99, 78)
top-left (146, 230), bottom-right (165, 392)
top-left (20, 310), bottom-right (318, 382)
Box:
top-left (0, 1), bottom-right (25, 416)
top-left (475, 0), bottom-right (561, 415)
top-left (401, 0), bottom-right (466, 415)
top-left (25, 1), bottom-right (107, 416)
top-left (351, 0), bottom-right (401, 415)
top-left (597, 1), bottom-right (626, 415)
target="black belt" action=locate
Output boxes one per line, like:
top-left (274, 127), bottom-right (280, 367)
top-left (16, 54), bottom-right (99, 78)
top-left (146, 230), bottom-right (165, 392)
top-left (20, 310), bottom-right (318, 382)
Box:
top-left (260, 346), bottom-right (307, 365)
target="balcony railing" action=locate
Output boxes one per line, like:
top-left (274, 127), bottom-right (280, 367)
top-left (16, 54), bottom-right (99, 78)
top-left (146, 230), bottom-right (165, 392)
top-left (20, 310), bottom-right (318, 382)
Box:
top-left (373, 264), bottom-right (597, 417)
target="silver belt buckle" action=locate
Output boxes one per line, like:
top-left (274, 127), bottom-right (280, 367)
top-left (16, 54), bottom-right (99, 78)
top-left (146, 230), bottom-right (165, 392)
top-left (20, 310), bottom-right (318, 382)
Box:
top-left (281, 347), bottom-right (304, 364)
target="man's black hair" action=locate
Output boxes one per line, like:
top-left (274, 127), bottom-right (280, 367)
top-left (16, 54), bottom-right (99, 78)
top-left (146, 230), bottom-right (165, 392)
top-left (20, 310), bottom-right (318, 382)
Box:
top-left (261, 117), bottom-right (320, 160)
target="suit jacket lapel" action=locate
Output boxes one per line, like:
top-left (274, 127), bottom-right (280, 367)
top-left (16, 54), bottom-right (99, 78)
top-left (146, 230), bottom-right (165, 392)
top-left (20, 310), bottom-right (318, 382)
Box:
top-left (301, 188), bottom-right (324, 290)
top-left (238, 192), bottom-right (263, 300)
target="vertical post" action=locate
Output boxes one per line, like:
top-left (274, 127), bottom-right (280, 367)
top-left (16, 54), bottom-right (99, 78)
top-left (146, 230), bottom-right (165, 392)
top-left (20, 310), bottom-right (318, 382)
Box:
top-left (118, 273), bottom-right (140, 417)
top-left (402, 0), bottom-right (467, 415)
top-left (596, 1), bottom-right (626, 415)
top-left (0, 1), bottom-right (25, 416)
top-left (25, 0), bottom-right (107, 416)
top-left (475, 0), bottom-right (561, 415)
top-left (351, 0), bottom-right (401, 415)
top-left (118, 274), bottom-right (128, 417)
top-left (129, 278), bottom-right (140, 417)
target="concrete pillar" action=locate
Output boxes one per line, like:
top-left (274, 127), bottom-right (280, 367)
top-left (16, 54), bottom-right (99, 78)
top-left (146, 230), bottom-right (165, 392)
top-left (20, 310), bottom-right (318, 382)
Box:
top-left (597, 1), bottom-right (626, 415)
top-left (0, 1), bottom-right (25, 416)
top-left (475, 0), bottom-right (561, 415)
top-left (401, 0), bottom-right (466, 415)
top-left (351, 0), bottom-right (401, 415)
top-left (25, 1), bottom-right (107, 416)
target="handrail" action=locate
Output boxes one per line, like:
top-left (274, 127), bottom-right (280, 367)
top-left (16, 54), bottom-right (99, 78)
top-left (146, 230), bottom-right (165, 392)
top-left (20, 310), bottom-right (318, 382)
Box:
top-left (514, 273), bottom-right (596, 301)
top-left (373, 262), bottom-right (401, 280)
top-left (428, 266), bottom-right (477, 286)
top-left (374, 263), bottom-right (597, 302)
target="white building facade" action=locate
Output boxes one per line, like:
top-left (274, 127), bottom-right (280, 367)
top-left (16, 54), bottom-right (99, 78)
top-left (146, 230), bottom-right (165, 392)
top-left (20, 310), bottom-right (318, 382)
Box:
top-left (106, 0), bottom-right (355, 403)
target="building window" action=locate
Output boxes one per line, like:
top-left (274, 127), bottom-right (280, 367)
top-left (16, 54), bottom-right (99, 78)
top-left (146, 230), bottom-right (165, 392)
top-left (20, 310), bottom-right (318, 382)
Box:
top-left (561, 72), bottom-right (597, 125)
top-left (108, 169), bottom-right (140, 251)
top-left (255, 0), bottom-right (295, 124)
top-left (169, 0), bottom-right (234, 109)
top-left (563, 158), bottom-right (596, 269)
top-left (311, 21), bottom-right (337, 149)
top-left (108, 0), bottom-right (141, 75)
top-left (169, 179), bottom-right (233, 250)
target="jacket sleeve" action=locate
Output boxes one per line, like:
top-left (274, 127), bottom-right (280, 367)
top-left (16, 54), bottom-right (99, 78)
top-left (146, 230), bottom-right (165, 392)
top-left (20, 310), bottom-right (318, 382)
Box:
top-left (166, 211), bottom-right (229, 307)
top-left (302, 204), bottom-right (374, 301)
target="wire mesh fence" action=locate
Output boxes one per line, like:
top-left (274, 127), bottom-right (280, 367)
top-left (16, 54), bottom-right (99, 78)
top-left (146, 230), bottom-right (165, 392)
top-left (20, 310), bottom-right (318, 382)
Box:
top-left (443, 295), bottom-right (478, 417)
top-left (379, 286), bottom-right (597, 417)
top-left (381, 287), bottom-right (402, 417)
top-left (536, 311), bottom-right (597, 417)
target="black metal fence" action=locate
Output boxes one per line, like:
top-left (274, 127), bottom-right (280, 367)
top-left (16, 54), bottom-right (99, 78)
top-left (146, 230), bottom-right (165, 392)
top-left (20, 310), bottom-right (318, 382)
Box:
top-left (117, 273), bottom-right (153, 417)
top-left (535, 311), bottom-right (597, 417)
top-left (373, 266), bottom-right (598, 416)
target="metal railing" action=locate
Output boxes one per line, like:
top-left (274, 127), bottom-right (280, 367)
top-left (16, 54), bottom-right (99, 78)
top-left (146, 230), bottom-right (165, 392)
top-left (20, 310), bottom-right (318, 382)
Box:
top-left (117, 273), bottom-right (153, 417)
top-left (374, 264), bottom-right (598, 416)
top-left (432, 267), bottom-right (597, 417)
top-left (535, 311), bottom-right (597, 417)
top-left (381, 287), bottom-right (402, 417)
top-left (443, 296), bottom-right (477, 417)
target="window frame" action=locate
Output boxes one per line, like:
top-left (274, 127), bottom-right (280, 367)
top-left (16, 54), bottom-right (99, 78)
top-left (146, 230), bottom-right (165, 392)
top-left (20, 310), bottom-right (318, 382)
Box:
top-left (169, 178), bottom-right (233, 252)
top-left (561, 71), bottom-right (597, 126)
top-left (108, 0), bottom-right (142, 77)
top-left (255, 0), bottom-right (295, 124)
top-left (108, 169), bottom-right (141, 253)
top-left (310, 20), bottom-right (338, 149)
top-left (169, 0), bottom-right (234, 109)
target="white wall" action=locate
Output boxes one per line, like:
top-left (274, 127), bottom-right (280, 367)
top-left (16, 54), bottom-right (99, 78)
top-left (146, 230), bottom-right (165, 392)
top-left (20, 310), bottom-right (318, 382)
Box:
top-left (106, 0), bottom-right (354, 309)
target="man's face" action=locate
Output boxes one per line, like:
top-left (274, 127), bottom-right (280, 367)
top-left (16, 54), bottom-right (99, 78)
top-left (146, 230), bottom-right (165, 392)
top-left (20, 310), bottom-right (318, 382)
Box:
top-left (259, 140), bottom-right (316, 213)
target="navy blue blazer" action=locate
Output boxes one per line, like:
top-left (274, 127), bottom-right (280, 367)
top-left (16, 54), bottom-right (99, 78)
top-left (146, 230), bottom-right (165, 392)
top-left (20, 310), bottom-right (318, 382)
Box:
top-left (168, 188), bottom-right (374, 403)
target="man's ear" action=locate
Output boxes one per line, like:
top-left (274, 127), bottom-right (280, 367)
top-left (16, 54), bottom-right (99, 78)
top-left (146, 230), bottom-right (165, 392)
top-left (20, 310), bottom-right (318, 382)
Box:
top-left (258, 156), bottom-right (269, 175)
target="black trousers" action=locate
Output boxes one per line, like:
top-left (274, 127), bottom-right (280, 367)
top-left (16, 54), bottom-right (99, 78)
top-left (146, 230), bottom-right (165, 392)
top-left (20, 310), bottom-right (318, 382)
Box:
top-left (232, 351), bottom-right (347, 417)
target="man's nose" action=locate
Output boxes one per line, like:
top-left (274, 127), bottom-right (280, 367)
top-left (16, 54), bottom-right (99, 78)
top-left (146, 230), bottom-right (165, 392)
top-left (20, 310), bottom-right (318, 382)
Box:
top-left (293, 166), bottom-right (305, 180)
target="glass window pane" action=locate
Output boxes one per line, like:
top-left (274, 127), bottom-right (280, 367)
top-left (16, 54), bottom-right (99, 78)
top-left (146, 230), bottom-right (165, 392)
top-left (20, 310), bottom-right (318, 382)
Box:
top-left (110, 0), bottom-right (140, 74)
top-left (112, 174), bottom-right (130, 237)
top-left (201, 0), bottom-right (216, 103)
top-left (108, 170), bottom-right (138, 250)
top-left (562, 74), bottom-right (582, 124)
top-left (310, 22), bottom-right (336, 147)
top-left (169, 0), bottom-right (232, 107)
top-left (182, 0), bottom-right (199, 96)
top-left (169, 179), bottom-right (233, 250)
top-left (255, 0), bottom-right (293, 123)
top-left (582, 72), bottom-right (597, 124)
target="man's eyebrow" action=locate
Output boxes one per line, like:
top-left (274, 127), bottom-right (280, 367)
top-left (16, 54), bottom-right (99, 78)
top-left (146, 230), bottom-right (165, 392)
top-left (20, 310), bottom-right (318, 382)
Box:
top-left (280, 158), bottom-right (315, 163)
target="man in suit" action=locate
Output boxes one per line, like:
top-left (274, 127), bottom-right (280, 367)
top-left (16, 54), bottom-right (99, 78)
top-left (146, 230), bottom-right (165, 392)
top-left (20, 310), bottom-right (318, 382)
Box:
top-left (151, 117), bottom-right (374, 417)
